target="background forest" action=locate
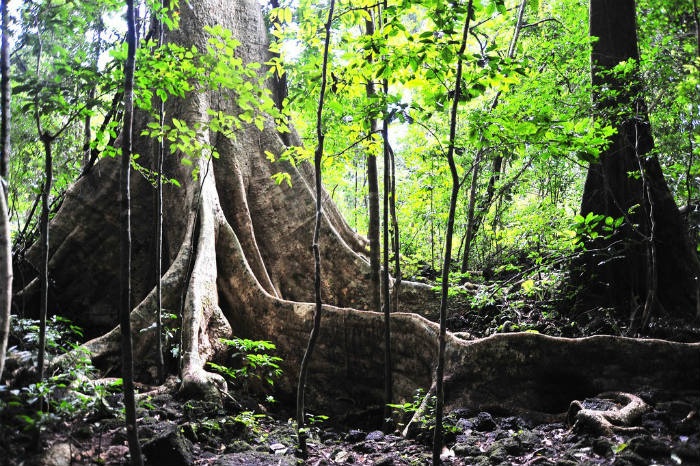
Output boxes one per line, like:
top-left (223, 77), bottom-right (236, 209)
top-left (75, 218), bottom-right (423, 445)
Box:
top-left (0, 0), bottom-right (699, 465)
top-left (5, 0), bottom-right (700, 322)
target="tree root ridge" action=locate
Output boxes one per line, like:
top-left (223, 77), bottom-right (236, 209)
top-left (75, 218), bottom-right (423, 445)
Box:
top-left (567, 392), bottom-right (649, 436)
top-left (19, 0), bottom-right (700, 424)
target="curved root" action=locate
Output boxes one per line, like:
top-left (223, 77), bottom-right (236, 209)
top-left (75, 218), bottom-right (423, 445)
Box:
top-left (567, 392), bottom-right (649, 435)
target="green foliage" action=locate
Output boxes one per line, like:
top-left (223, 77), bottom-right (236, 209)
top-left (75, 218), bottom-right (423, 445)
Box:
top-left (387, 388), bottom-right (459, 437)
top-left (128, 23), bottom-right (288, 180)
top-left (207, 337), bottom-right (283, 390)
top-left (234, 410), bottom-right (268, 438)
top-left (10, 315), bottom-right (83, 358)
top-left (1, 317), bottom-right (122, 435)
top-left (8, 0), bottom-right (123, 245)
top-left (572, 212), bottom-right (624, 245)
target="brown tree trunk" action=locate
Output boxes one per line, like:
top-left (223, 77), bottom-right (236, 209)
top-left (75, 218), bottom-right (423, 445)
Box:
top-left (13, 0), bottom-right (699, 421)
top-left (573, 0), bottom-right (700, 323)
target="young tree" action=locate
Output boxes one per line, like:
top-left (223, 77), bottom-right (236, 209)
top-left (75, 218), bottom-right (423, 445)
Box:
top-left (365, 14), bottom-right (382, 321)
top-left (10, 0), bottom-right (118, 381)
top-left (573, 0), bottom-right (700, 329)
top-left (433, 1), bottom-right (473, 461)
top-left (0, 0), bottom-right (11, 381)
top-left (296, 0), bottom-right (334, 456)
top-left (121, 0), bottom-right (143, 464)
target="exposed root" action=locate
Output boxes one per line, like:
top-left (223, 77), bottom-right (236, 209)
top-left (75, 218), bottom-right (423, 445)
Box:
top-left (177, 159), bottom-right (231, 400)
top-left (179, 353), bottom-right (227, 401)
top-left (567, 392), bottom-right (649, 435)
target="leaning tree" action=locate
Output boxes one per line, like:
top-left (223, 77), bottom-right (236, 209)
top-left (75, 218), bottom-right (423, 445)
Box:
top-left (11, 0), bottom-right (700, 420)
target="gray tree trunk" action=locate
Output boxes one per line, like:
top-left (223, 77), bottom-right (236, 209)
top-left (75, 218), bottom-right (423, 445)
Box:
top-left (0, 0), bottom-right (12, 381)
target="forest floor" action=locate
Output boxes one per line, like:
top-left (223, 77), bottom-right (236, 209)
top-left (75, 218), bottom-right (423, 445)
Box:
top-left (1, 289), bottom-right (699, 466)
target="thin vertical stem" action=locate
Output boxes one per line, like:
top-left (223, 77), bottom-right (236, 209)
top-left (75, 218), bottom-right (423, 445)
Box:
top-left (0, 0), bottom-right (12, 382)
top-left (433, 1), bottom-right (473, 463)
top-left (121, 0), bottom-right (143, 464)
top-left (154, 0), bottom-right (166, 385)
top-left (296, 0), bottom-right (335, 457)
top-left (33, 30), bottom-right (51, 385)
top-left (0, 0), bottom-right (9, 180)
top-left (365, 12), bottom-right (381, 319)
top-left (381, 1), bottom-right (393, 426)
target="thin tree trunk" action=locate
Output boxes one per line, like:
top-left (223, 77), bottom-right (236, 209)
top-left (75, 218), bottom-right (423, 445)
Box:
top-left (365, 14), bottom-right (381, 318)
top-left (30, 28), bottom-right (52, 385)
top-left (121, 1), bottom-right (143, 464)
top-left (37, 135), bottom-right (52, 382)
top-left (389, 144), bottom-right (401, 314)
top-left (460, 0), bottom-right (527, 273)
top-left (0, 0), bottom-right (11, 381)
top-left (634, 123), bottom-right (657, 333)
top-left (0, 0), bottom-right (7, 181)
top-left (0, 191), bottom-right (9, 381)
top-left (434, 2), bottom-right (473, 462)
top-left (381, 51), bottom-right (393, 427)
top-left (153, 2), bottom-right (166, 385)
top-left (296, 0), bottom-right (334, 456)
top-left (461, 150), bottom-right (482, 272)
top-left (82, 18), bottom-right (103, 169)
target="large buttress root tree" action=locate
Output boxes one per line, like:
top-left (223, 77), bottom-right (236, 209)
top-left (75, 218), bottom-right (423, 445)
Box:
top-left (573, 0), bottom-right (700, 325)
top-left (13, 0), bottom-right (700, 417)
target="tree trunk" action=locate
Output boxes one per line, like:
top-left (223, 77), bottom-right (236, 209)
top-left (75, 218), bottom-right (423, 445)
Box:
top-left (0, 191), bottom-right (9, 381)
top-left (434, 4), bottom-right (472, 460)
top-left (365, 16), bottom-right (382, 318)
top-left (0, 0), bottom-right (11, 381)
top-left (120, 1), bottom-right (143, 463)
top-left (573, 0), bottom-right (700, 322)
top-left (13, 0), bottom-right (699, 420)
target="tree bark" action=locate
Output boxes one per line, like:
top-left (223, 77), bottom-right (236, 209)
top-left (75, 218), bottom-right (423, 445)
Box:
top-left (13, 0), bottom-right (699, 424)
top-left (365, 15), bottom-right (382, 319)
top-left (573, 0), bottom-right (700, 322)
top-left (0, 0), bottom-right (11, 381)
top-left (121, 1), bottom-right (143, 463)
top-left (0, 190), bottom-right (9, 381)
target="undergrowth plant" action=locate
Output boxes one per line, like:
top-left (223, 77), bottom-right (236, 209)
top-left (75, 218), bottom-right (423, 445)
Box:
top-left (1, 316), bottom-right (123, 436)
top-left (388, 389), bottom-right (460, 444)
top-left (207, 337), bottom-right (283, 393)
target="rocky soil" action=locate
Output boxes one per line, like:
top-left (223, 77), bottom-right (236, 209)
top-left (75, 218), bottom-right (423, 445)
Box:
top-left (3, 385), bottom-right (698, 466)
top-left (1, 285), bottom-right (699, 466)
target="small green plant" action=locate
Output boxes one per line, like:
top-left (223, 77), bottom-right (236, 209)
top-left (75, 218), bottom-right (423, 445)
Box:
top-left (387, 388), bottom-right (433, 431)
top-left (234, 410), bottom-right (268, 441)
top-left (296, 412), bottom-right (329, 440)
top-left (207, 337), bottom-right (283, 390)
top-left (572, 212), bottom-right (624, 246)
top-left (139, 311), bottom-right (180, 359)
top-left (387, 389), bottom-right (460, 443)
top-left (1, 318), bottom-right (123, 435)
top-left (10, 315), bottom-right (84, 357)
